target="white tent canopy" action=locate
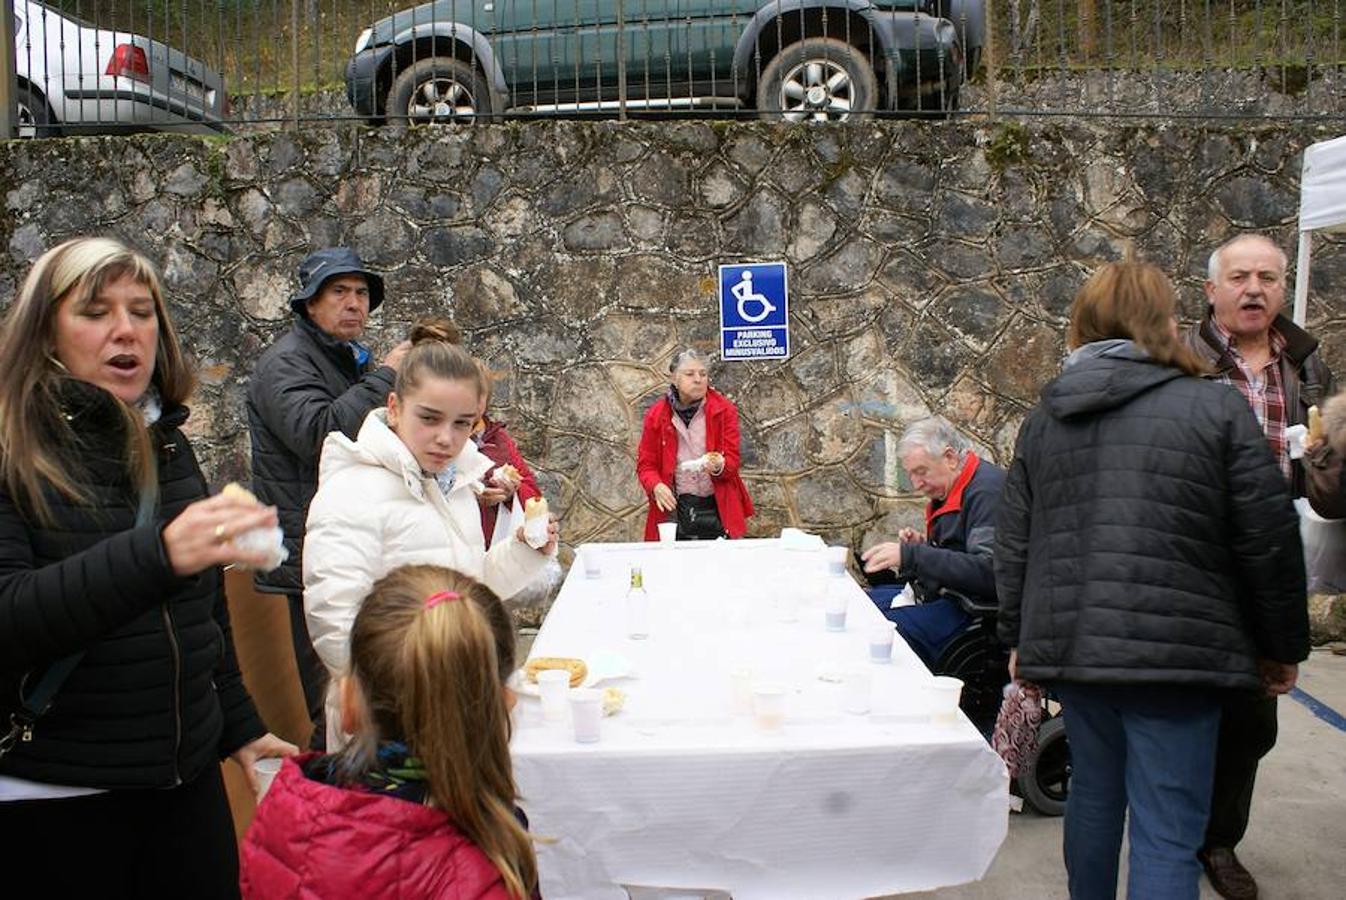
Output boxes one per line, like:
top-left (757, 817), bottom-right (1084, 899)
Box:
top-left (1294, 134), bottom-right (1346, 324)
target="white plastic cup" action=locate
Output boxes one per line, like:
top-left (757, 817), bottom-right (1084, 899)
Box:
top-left (868, 621), bottom-right (897, 663)
top-left (927, 676), bottom-right (965, 725)
top-left (824, 591), bottom-right (848, 632)
top-left (777, 592), bottom-right (799, 623)
top-left (657, 521), bottom-right (678, 544)
top-left (538, 669), bottom-right (572, 721)
top-left (569, 688), bottom-right (602, 743)
top-left (582, 547), bottom-right (602, 579)
top-left (726, 594), bottom-right (751, 629)
top-left (842, 666), bottom-right (873, 715)
top-left (798, 567), bottom-right (826, 610)
top-left (253, 757), bottom-right (283, 800)
top-left (825, 545), bottom-right (849, 577)
top-left (753, 683), bottom-right (787, 731)
top-left (1287, 423), bottom-right (1308, 459)
top-left (627, 589), bottom-right (650, 639)
top-left (729, 666), bottom-right (754, 715)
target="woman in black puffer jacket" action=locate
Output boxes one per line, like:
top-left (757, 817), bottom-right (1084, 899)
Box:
top-left (0, 238), bottom-right (296, 898)
top-left (995, 259), bottom-right (1308, 900)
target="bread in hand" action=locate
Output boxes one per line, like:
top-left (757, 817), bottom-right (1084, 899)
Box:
top-left (221, 482), bottom-right (260, 504)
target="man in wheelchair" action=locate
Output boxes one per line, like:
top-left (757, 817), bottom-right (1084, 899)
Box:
top-left (859, 417), bottom-right (1006, 672)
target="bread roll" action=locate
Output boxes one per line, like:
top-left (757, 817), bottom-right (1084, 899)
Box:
top-left (525, 656), bottom-right (587, 687)
top-left (221, 482), bottom-right (260, 504)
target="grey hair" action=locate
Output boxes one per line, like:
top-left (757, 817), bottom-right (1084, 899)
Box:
top-left (669, 347), bottom-right (711, 374)
top-left (897, 416), bottom-right (971, 461)
top-left (1207, 234), bottom-right (1288, 283)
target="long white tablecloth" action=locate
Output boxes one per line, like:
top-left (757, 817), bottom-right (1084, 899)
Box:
top-left (511, 540), bottom-right (1008, 899)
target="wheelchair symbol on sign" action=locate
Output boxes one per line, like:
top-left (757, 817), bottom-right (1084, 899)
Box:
top-left (731, 271), bottom-right (777, 323)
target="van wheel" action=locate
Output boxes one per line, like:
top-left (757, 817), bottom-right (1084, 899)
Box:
top-left (757, 37), bottom-right (878, 122)
top-left (15, 84), bottom-right (54, 138)
top-left (1018, 715), bottom-right (1070, 817)
top-left (386, 57), bottom-right (492, 124)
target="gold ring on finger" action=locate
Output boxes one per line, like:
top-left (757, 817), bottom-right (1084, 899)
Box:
top-left (214, 524), bottom-right (229, 544)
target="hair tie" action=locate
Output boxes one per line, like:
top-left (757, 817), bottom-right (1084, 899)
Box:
top-left (423, 591), bottom-right (461, 610)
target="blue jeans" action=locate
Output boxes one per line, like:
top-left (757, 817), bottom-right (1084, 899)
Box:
top-left (865, 591), bottom-right (970, 668)
top-left (1055, 683), bottom-right (1221, 900)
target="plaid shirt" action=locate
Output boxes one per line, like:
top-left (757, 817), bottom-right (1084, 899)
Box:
top-left (1210, 318), bottom-right (1291, 481)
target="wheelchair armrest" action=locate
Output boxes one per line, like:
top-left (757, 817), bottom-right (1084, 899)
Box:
top-left (938, 588), bottom-right (999, 618)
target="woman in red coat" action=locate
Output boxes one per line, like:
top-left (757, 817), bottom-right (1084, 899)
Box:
top-left (636, 349), bottom-right (753, 540)
top-left (472, 362), bottom-right (543, 549)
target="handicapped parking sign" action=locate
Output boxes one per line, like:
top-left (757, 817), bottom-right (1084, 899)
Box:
top-left (719, 262), bottom-right (789, 361)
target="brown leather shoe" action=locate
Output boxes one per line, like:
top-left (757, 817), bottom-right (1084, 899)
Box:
top-left (1199, 847), bottom-right (1258, 900)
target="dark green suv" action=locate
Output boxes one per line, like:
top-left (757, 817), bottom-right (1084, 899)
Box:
top-left (345, 1), bottom-right (984, 122)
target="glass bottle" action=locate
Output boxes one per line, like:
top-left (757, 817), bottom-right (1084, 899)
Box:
top-left (626, 565), bottom-right (650, 639)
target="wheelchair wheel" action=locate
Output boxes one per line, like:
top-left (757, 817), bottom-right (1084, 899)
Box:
top-left (1018, 715), bottom-right (1069, 817)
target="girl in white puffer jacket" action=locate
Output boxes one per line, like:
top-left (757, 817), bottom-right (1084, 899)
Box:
top-left (303, 323), bottom-right (556, 747)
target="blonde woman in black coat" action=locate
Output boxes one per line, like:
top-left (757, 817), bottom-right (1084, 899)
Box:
top-left (0, 238), bottom-right (296, 898)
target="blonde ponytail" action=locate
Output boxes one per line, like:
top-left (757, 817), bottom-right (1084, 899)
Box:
top-left (342, 565), bottom-right (537, 899)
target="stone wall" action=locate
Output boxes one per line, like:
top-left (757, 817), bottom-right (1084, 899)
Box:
top-left (4, 120), bottom-right (1346, 624)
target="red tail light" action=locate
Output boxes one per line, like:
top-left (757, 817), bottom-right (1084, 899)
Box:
top-left (106, 44), bottom-right (150, 83)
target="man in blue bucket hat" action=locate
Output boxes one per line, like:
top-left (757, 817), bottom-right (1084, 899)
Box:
top-left (245, 248), bottom-right (411, 748)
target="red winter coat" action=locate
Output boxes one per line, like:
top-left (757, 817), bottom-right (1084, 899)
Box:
top-left (474, 417), bottom-right (542, 549)
top-left (240, 755), bottom-right (515, 900)
top-left (636, 388), bottom-right (753, 540)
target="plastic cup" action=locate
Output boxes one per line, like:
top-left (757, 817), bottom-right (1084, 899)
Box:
top-left (927, 676), bottom-right (965, 725)
top-left (729, 666), bottom-right (753, 715)
top-left (753, 683), bottom-right (787, 731)
top-left (253, 757), bottom-right (282, 800)
top-left (657, 521), bottom-right (678, 544)
top-left (1287, 423), bottom-right (1308, 459)
top-left (824, 591), bottom-right (848, 632)
top-left (538, 669), bottom-right (572, 721)
top-left (569, 688), bottom-right (602, 743)
top-left (726, 594), bottom-right (751, 629)
top-left (842, 666), bottom-right (872, 715)
top-left (627, 590), bottom-right (650, 639)
top-left (798, 568), bottom-right (826, 610)
top-left (825, 545), bottom-right (849, 577)
top-left (868, 621), bottom-right (897, 663)
top-left (582, 547), bottom-right (602, 579)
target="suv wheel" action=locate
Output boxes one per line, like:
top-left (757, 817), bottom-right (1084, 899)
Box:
top-left (15, 85), bottom-right (53, 138)
top-left (386, 57), bottom-right (492, 124)
top-left (757, 37), bottom-right (878, 122)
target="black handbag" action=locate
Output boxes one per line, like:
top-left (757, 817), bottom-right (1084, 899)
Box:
top-left (1, 655), bottom-right (84, 759)
top-left (675, 493), bottom-right (725, 540)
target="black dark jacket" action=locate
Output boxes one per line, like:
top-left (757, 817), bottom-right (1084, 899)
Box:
top-left (995, 345), bottom-right (1309, 691)
top-left (901, 454), bottom-right (1004, 606)
top-left (245, 316), bottom-right (395, 593)
top-left (1186, 311), bottom-right (1335, 500)
top-left (0, 381), bottom-right (264, 788)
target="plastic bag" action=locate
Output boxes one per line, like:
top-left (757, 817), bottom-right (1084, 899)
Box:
top-left (992, 681), bottom-right (1044, 778)
top-left (1296, 498), bottom-right (1346, 593)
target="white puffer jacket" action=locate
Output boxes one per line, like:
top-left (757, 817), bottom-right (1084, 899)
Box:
top-left (303, 409), bottom-right (551, 744)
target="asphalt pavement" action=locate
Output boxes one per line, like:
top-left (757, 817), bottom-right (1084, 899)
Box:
top-left (901, 648), bottom-right (1346, 900)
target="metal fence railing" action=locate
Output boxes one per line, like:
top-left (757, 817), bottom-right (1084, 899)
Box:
top-left (4, 0), bottom-right (1346, 138)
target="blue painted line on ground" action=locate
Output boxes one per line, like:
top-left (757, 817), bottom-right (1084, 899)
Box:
top-left (1289, 686), bottom-right (1346, 733)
